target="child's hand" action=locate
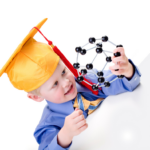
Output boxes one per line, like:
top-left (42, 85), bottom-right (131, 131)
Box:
top-left (109, 47), bottom-right (134, 79)
top-left (62, 108), bottom-right (88, 139)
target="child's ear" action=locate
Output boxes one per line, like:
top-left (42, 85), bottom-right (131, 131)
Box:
top-left (27, 93), bottom-right (44, 102)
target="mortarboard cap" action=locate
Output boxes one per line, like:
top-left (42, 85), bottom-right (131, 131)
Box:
top-left (0, 18), bottom-right (60, 92)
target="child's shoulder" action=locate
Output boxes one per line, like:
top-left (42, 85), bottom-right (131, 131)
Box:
top-left (38, 105), bottom-right (53, 124)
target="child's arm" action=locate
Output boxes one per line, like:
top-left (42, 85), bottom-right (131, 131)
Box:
top-left (84, 47), bottom-right (141, 96)
top-left (100, 47), bottom-right (141, 95)
top-left (57, 108), bottom-right (88, 148)
top-left (34, 107), bottom-right (87, 150)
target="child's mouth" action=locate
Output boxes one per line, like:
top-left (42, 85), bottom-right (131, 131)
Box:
top-left (65, 84), bottom-right (73, 95)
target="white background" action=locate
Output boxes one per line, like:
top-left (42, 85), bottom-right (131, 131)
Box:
top-left (0, 0), bottom-right (149, 150)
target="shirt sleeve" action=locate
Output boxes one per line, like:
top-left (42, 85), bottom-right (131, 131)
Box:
top-left (85, 59), bottom-right (141, 96)
top-left (34, 126), bottom-right (72, 150)
top-left (45, 133), bottom-right (72, 150)
top-left (34, 106), bottom-right (72, 150)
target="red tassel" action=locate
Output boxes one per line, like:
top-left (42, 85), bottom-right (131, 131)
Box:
top-left (48, 41), bottom-right (52, 45)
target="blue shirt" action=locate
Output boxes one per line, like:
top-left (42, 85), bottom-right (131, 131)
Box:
top-left (34, 59), bottom-right (141, 150)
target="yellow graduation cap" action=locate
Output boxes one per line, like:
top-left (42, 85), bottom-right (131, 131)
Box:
top-left (0, 18), bottom-right (60, 92)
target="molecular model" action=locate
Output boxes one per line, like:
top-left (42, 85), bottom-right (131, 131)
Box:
top-left (73, 36), bottom-right (124, 91)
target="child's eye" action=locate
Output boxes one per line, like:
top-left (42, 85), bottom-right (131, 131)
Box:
top-left (62, 69), bottom-right (66, 75)
top-left (53, 68), bottom-right (66, 88)
top-left (54, 81), bottom-right (58, 87)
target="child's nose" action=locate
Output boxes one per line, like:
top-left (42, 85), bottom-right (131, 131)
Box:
top-left (62, 78), bottom-right (70, 88)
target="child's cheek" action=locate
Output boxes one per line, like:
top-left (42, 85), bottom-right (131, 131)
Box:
top-left (54, 90), bottom-right (63, 103)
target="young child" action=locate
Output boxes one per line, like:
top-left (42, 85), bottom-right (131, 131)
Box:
top-left (0, 18), bottom-right (141, 150)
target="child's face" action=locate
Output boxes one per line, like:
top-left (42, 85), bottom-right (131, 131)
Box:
top-left (39, 59), bottom-right (77, 103)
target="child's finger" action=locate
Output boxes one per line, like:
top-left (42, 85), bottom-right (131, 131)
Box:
top-left (113, 47), bottom-right (125, 56)
top-left (76, 119), bottom-right (87, 129)
top-left (73, 114), bottom-right (85, 124)
top-left (110, 68), bottom-right (124, 75)
top-left (109, 62), bottom-right (126, 70)
top-left (71, 109), bottom-right (83, 119)
top-left (79, 123), bottom-right (88, 132)
top-left (112, 56), bottom-right (126, 64)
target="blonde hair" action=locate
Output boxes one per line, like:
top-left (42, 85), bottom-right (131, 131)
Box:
top-left (28, 86), bottom-right (41, 97)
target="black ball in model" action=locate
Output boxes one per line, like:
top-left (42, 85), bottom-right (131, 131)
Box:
top-left (77, 76), bottom-right (84, 82)
top-left (98, 77), bottom-right (105, 83)
top-left (81, 69), bottom-right (87, 75)
top-left (86, 63), bottom-right (93, 70)
top-left (73, 63), bottom-right (80, 69)
top-left (102, 36), bottom-right (108, 42)
top-left (96, 48), bottom-right (103, 53)
top-left (96, 43), bottom-right (102, 48)
top-left (97, 71), bottom-right (104, 76)
top-left (80, 49), bottom-right (86, 55)
top-left (114, 52), bottom-right (121, 57)
top-left (92, 84), bottom-right (99, 91)
top-left (116, 45), bottom-right (123, 48)
top-left (89, 37), bottom-right (96, 44)
top-left (117, 75), bottom-right (124, 79)
top-left (104, 81), bottom-right (110, 87)
top-left (106, 56), bottom-right (112, 62)
top-left (75, 47), bottom-right (82, 53)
